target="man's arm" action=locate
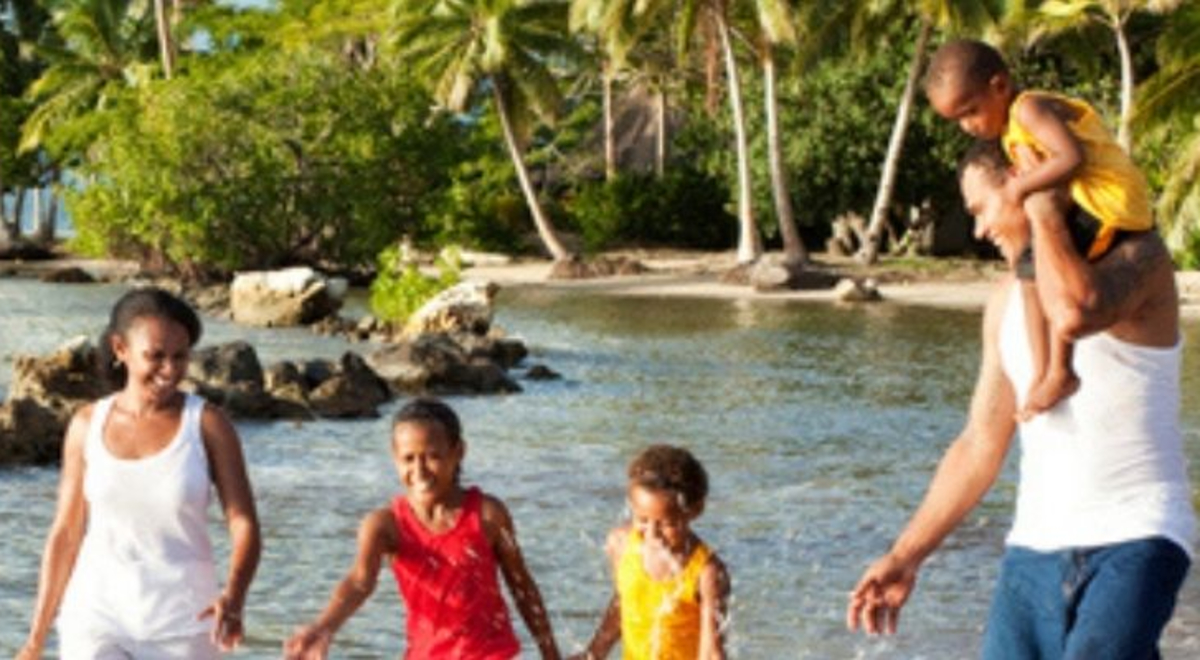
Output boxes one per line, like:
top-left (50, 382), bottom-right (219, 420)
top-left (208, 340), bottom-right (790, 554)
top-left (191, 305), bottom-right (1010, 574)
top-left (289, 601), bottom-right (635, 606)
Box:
top-left (1026, 197), bottom-right (1178, 346)
top-left (847, 282), bottom-right (1019, 635)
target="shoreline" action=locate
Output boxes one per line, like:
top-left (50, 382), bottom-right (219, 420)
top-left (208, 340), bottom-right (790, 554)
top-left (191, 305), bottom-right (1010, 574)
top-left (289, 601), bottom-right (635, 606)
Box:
top-left (456, 251), bottom-right (1200, 318)
top-left (3, 251), bottom-right (1199, 318)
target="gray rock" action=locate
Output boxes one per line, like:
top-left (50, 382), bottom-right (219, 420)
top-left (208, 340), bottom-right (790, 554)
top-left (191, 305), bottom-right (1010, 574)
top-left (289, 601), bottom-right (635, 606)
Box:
top-left (403, 281), bottom-right (498, 337)
top-left (230, 267), bottom-right (343, 327)
top-left (188, 342), bottom-right (264, 390)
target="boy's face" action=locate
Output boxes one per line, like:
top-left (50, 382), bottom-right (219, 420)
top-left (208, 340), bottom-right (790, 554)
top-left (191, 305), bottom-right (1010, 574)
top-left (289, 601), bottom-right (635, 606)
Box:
top-left (928, 74), bottom-right (1012, 140)
top-left (960, 163), bottom-right (1029, 266)
top-left (628, 484), bottom-right (698, 555)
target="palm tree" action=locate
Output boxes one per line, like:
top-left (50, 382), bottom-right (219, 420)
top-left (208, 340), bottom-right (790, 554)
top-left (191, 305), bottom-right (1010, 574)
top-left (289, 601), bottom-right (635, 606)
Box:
top-left (391, 0), bottom-right (575, 262)
top-left (19, 0), bottom-right (157, 156)
top-left (153, 0), bottom-right (173, 78)
top-left (680, 0), bottom-right (760, 263)
top-left (570, 0), bottom-right (656, 180)
top-left (1022, 0), bottom-right (1183, 152)
top-left (856, 0), bottom-right (997, 264)
top-left (1134, 1), bottom-right (1199, 257)
top-left (751, 0), bottom-right (808, 266)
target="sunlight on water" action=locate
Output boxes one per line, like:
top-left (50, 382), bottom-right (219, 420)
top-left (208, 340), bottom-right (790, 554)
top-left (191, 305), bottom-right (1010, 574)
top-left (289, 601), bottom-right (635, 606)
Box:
top-left (1, 279), bottom-right (1198, 657)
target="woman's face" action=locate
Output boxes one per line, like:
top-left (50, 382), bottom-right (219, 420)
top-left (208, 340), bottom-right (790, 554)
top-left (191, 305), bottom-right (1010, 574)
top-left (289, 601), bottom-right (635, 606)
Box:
top-left (112, 315), bottom-right (192, 404)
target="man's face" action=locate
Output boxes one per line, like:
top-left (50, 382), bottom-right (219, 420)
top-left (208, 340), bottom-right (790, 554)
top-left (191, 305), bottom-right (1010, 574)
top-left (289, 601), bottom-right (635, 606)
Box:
top-left (928, 74), bottom-right (1011, 140)
top-left (960, 163), bottom-right (1029, 266)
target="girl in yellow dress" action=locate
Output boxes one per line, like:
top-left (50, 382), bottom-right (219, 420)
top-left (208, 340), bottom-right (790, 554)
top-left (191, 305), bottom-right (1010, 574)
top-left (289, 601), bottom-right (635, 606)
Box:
top-left (573, 445), bottom-right (730, 660)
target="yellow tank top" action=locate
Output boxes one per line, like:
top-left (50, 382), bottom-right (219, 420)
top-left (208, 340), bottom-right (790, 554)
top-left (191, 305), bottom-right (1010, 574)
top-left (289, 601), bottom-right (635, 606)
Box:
top-left (616, 530), bottom-right (712, 660)
top-left (1001, 91), bottom-right (1152, 258)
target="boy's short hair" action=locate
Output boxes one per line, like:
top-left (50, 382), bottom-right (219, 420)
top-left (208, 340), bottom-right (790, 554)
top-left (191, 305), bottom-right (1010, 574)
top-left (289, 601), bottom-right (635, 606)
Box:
top-left (924, 38), bottom-right (1009, 95)
top-left (628, 445), bottom-right (709, 511)
top-left (957, 139), bottom-right (1009, 185)
top-left (393, 397), bottom-right (463, 445)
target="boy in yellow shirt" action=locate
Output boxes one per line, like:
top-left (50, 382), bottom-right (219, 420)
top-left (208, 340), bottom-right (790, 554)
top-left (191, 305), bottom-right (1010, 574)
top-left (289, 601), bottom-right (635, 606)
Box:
top-left (924, 39), bottom-right (1153, 419)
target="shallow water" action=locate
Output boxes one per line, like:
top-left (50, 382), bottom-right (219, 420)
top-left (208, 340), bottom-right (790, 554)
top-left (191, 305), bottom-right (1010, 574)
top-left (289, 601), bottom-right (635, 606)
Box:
top-left (1, 279), bottom-right (1198, 658)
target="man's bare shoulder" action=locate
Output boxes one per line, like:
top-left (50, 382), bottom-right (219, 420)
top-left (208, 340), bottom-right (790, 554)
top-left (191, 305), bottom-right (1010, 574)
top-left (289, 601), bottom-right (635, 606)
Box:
top-left (1098, 231), bottom-right (1178, 343)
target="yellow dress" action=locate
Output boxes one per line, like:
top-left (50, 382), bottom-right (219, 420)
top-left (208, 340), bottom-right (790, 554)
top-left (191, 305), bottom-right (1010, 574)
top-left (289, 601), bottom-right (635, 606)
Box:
top-left (617, 531), bottom-right (712, 660)
top-left (1002, 90), bottom-right (1153, 259)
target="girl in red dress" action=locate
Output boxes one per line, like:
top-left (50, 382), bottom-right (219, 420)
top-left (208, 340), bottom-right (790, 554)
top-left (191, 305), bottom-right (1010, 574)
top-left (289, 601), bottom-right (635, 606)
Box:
top-left (284, 397), bottom-right (560, 659)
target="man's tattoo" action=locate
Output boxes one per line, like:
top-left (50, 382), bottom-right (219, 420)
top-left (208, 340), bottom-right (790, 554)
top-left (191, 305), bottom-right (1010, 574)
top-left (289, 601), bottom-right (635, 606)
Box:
top-left (1096, 235), bottom-right (1166, 313)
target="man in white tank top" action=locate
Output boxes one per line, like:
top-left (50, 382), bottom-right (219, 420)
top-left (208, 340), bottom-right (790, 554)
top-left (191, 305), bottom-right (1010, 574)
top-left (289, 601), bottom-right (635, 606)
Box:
top-left (846, 141), bottom-right (1194, 659)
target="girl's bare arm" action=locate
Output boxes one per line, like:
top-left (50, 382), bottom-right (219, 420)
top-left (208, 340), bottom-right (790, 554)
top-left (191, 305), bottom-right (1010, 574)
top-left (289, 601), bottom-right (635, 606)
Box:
top-left (200, 405), bottom-right (261, 649)
top-left (18, 407), bottom-right (91, 659)
top-left (483, 495), bottom-right (561, 660)
top-left (697, 555), bottom-right (731, 659)
top-left (283, 508), bottom-right (395, 660)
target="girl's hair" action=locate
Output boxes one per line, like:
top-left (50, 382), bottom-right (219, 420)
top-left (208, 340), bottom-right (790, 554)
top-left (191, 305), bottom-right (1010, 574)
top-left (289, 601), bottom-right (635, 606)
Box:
top-left (628, 444), bottom-right (709, 512)
top-left (393, 397), bottom-right (463, 445)
top-left (97, 287), bottom-right (203, 389)
top-left (924, 38), bottom-right (1009, 95)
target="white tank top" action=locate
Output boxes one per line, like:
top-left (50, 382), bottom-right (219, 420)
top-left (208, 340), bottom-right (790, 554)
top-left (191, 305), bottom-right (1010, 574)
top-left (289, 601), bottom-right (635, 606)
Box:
top-left (58, 393), bottom-right (219, 639)
top-left (999, 284), bottom-right (1196, 557)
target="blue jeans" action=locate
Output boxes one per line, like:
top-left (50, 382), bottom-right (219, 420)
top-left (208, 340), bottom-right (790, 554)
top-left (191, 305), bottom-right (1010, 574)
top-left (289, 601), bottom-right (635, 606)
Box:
top-left (981, 537), bottom-right (1190, 660)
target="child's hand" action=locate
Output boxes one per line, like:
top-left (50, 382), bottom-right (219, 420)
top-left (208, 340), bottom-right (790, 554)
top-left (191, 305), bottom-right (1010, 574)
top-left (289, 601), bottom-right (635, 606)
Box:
top-left (283, 623), bottom-right (333, 660)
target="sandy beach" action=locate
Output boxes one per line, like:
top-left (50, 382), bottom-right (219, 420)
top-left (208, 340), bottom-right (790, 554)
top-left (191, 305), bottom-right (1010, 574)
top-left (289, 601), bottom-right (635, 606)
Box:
top-left (456, 250), bottom-right (1200, 318)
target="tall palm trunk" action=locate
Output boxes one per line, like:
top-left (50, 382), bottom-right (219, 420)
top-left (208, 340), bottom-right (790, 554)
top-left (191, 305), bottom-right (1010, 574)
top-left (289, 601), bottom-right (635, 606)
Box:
top-left (762, 43), bottom-right (806, 266)
top-left (492, 82), bottom-right (572, 262)
top-left (655, 85), bottom-right (667, 178)
top-left (154, 0), bottom-right (175, 78)
top-left (13, 187), bottom-right (26, 238)
top-left (30, 185), bottom-right (41, 240)
top-left (603, 61), bottom-right (616, 180)
top-left (715, 9), bottom-right (760, 264)
top-left (860, 18), bottom-right (931, 264)
top-left (704, 19), bottom-right (722, 116)
top-left (36, 174), bottom-right (58, 244)
top-left (1114, 18), bottom-right (1133, 152)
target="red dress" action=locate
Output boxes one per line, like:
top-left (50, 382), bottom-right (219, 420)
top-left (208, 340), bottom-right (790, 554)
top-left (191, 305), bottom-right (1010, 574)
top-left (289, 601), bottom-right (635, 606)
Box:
top-left (390, 487), bottom-right (521, 659)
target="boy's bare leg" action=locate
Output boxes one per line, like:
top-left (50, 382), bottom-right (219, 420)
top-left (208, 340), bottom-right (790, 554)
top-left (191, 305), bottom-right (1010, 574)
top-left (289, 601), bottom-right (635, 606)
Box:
top-left (1020, 326), bottom-right (1080, 421)
top-left (1018, 280), bottom-right (1050, 421)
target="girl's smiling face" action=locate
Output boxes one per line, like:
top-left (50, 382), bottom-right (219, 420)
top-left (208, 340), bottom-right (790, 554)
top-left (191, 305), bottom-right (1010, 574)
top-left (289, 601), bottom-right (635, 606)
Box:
top-left (392, 421), bottom-right (464, 506)
top-left (111, 316), bottom-right (192, 405)
top-left (628, 484), bottom-right (699, 555)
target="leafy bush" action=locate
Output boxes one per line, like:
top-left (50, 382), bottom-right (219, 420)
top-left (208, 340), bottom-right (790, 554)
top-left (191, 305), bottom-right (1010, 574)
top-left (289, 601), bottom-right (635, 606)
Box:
top-left (565, 168), bottom-right (735, 252)
top-left (67, 50), bottom-right (461, 272)
top-left (369, 244), bottom-right (462, 325)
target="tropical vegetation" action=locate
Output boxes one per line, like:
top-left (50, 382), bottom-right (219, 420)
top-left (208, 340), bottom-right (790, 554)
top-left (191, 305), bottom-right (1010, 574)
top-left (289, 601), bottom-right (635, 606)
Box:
top-left (1, 0), bottom-right (1197, 277)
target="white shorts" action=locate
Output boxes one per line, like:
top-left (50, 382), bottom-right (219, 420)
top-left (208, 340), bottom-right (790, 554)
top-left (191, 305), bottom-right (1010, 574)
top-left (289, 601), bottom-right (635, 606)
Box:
top-left (58, 630), bottom-right (220, 660)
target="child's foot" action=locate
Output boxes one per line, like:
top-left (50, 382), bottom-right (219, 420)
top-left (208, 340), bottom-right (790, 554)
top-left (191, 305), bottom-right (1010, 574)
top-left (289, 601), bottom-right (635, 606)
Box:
top-left (1018, 370), bottom-right (1080, 422)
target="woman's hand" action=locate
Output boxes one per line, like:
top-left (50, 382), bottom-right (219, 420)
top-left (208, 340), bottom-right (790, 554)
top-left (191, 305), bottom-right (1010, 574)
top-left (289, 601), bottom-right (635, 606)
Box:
top-left (199, 594), bottom-right (244, 651)
top-left (15, 638), bottom-right (44, 660)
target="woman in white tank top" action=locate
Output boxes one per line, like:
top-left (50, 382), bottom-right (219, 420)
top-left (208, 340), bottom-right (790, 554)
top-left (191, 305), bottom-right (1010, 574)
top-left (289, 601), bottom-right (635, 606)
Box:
top-left (18, 288), bottom-right (261, 659)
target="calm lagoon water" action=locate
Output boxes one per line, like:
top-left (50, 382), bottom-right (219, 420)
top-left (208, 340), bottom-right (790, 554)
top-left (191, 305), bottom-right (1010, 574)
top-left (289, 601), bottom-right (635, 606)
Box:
top-left (1, 278), bottom-right (1198, 658)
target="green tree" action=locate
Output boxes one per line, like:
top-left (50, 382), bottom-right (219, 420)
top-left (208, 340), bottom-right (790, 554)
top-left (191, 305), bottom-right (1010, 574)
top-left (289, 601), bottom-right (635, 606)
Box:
top-left (856, 0), bottom-right (998, 264)
top-left (1022, 0), bottom-right (1183, 152)
top-left (19, 0), bottom-right (158, 159)
top-left (1135, 1), bottom-right (1200, 264)
top-left (390, 0), bottom-right (577, 262)
top-left (680, 0), bottom-right (761, 263)
top-left (570, 0), bottom-right (647, 180)
top-left (68, 49), bottom-right (460, 272)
